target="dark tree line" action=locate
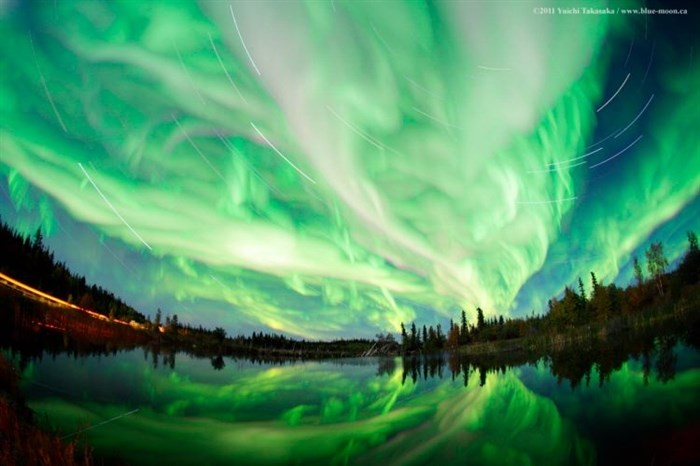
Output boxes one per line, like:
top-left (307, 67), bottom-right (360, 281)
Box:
top-left (0, 217), bottom-right (146, 323)
top-left (400, 321), bottom-right (447, 353)
top-left (0, 217), bottom-right (393, 358)
top-left (3, 215), bottom-right (697, 359)
top-left (401, 231), bottom-right (700, 353)
top-left (399, 318), bottom-right (694, 390)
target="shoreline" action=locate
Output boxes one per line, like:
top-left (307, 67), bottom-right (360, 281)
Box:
top-left (3, 279), bottom-right (699, 362)
top-left (0, 354), bottom-right (94, 466)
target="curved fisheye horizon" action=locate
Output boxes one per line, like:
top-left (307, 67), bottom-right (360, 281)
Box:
top-left (1, 0), bottom-right (698, 339)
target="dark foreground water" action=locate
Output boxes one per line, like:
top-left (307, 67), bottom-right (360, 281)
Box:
top-left (4, 337), bottom-right (700, 466)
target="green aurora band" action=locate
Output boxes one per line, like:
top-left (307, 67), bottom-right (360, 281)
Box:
top-left (0, 1), bottom-right (698, 337)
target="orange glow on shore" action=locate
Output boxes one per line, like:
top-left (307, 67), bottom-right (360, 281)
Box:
top-left (0, 271), bottom-right (131, 326)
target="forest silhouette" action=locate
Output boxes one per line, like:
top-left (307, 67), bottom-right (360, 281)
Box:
top-left (1, 216), bottom-right (699, 362)
top-left (400, 232), bottom-right (699, 355)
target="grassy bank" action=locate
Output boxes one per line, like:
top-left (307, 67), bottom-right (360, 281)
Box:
top-left (0, 354), bottom-right (94, 466)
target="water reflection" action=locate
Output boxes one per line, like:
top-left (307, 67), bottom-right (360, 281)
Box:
top-left (399, 334), bottom-right (687, 390)
top-left (11, 351), bottom-right (602, 466)
top-left (4, 305), bottom-right (698, 392)
top-left (6, 332), bottom-right (684, 394)
top-left (2, 321), bottom-right (700, 465)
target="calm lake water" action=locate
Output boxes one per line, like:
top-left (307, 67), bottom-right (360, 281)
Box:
top-left (6, 339), bottom-right (700, 465)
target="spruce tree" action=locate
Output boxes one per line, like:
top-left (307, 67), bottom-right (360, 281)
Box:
top-left (633, 256), bottom-right (644, 286)
top-left (476, 307), bottom-right (485, 330)
top-left (460, 310), bottom-right (468, 343)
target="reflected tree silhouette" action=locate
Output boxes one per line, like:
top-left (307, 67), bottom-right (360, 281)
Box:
top-left (1, 293), bottom-right (696, 391)
top-left (655, 336), bottom-right (677, 383)
top-left (395, 321), bottom-right (692, 390)
top-left (375, 358), bottom-right (395, 377)
top-left (211, 354), bottom-right (226, 371)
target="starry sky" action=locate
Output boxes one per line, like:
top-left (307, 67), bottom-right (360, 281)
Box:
top-left (0, 0), bottom-right (698, 339)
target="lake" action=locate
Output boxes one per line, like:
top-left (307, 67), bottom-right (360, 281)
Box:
top-left (5, 336), bottom-right (700, 465)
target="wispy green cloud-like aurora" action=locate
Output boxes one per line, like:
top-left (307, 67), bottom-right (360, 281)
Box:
top-left (1, 1), bottom-right (698, 338)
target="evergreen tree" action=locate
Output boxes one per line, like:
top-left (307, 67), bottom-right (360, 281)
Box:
top-left (33, 228), bottom-right (44, 250)
top-left (476, 307), bottom-right (485, 330)
top-left (590, 271), bottom-right (598, 291)
top-left (577, 277), bottom-right (587, 319)
top-left (633, 255), bottom-right (644, 286)
top-left (400, 323), bottom-right (408, 349)
top-left (213, 327), bottom-right (227, 345)
top-left (551, 287), bottom-right (580, 328)
top-left (589, 272), bottom-right (604, 321)
top-left (606, 284), bottom-right (621, 317)
top-left (460, 310), bottom-right (468, 343)
top-left (688, 231), bottom-right (698, 252)
top-left (578, 277), bottom-right (586, 301)
top-left (170, 314), bottom-right (179, 333)
top-left (428, 326), bottom-right (436, 350)
top-left (678, 231), bottom-right (700, 285)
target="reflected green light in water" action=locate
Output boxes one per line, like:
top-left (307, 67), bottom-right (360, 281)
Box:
top-left (358, 375), bottom-right (595, 466)
top-left (520, 357), bottom-right (700, 431)
top-left (22, 352), bottom-right (601, 465)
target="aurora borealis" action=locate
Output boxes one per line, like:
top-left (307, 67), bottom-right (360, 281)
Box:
top-left (1, 1), bottom-right (698, 338)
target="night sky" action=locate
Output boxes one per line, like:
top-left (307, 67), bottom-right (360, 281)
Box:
top-left (1, 1), bottom-right (698, 339)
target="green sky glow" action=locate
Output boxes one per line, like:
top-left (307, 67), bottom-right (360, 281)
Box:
top-left (1, 1), bottom-right (698, 337)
